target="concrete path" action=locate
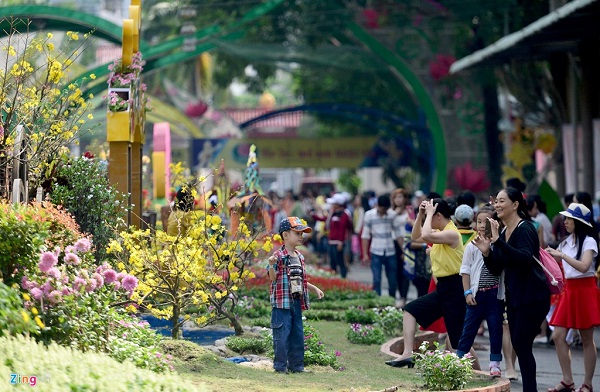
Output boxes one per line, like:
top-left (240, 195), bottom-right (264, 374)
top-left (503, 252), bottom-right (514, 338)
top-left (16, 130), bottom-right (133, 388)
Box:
top-left (345, 263), bottom-right (600, 392)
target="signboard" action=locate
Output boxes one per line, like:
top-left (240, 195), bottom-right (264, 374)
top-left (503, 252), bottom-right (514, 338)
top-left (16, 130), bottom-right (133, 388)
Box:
top-left (191, 137), bottom-right (379, 170)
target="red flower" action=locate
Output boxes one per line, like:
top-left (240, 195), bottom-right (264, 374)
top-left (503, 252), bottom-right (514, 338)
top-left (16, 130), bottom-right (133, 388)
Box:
top-left (429, 54), bottom-right (456, 81)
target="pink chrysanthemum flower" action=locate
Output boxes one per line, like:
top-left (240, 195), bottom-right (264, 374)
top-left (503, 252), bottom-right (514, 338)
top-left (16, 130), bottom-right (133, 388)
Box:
top-left (73, 238), bottom-right (91, 253)
top-left (30, 287), bottom-right (43, 301)
top-left (39, 251), bottom-right (58, 272)
top-left (47, 290), bottom-right (62, 304)
top-left (64, 252), bottom-right (80, 265)
top-left (121, 275), bottom-right (138, 292)
top-left (103, 269), bottom-right (118, 284)
top-left (73, 276), bottom-right (87, 292)
top-left (46, 267), bottom-right (61, 279)
top-left (85, 278), bottom-right (97, 292)
top-left (92, 272), bottom-right (104, 288)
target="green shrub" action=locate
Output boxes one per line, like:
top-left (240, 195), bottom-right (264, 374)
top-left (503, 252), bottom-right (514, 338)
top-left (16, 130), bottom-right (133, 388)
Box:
top-left (375, 306), bottom-right (403, 337)
top-left (248, 316), bottom-right (271, 328)
top-left (414, 340), bottom-right (474, 390)
top-left (47, 156), bottom-right (128, 261)
top-left (346, 323), bottom-right (385, 345)
top-left (0, 335), bottom-right (205, 391)
top-left (0, 282), bottom-right (39, 337)
top-left (303, 324), bottom-right (342, 369)
top-left (310, 296), bottom-right (395, 310)
top-left (0, 201), bottom-right (84, 286)
top-left (304, 309), bottom-right (344, 321)
top-left (234, 295), bottom-right (271, 319)
top-left (225, 335), bottom-right (269, 354)
top-left (345, 306), bottom-right (378, 324)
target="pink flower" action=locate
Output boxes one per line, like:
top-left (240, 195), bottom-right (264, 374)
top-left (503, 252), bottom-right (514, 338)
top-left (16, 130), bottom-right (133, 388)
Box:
top-left (61, 287), bottom-right (73, 296)
top-left (21, 276), bottom-right (34, 290)
top-left (42, 281), bottom-right (54, 295)
top-left (30, 287), bottom-right (43, 301)
top-left (113, 281), bottom-right (121, 290)
top-left (64, 252), bottom-right (80, 265)
top-left (86, 278), bottom-right (97, 292)
top-left (121, 275), bottom-right (138, 292)
top-left (103, 269), bottom-right (118, 284)
top-left (39, 251), bottom-right (58, 272)
top-left (335, 351), bottom-right (342, 357)
top-left (48, 290), bottom-right (62, 304)
top-left (92, 272), bottom-right (104, 288)
top-left (74, 238), bottom-right (92, 253)
top-left (46, 267), bottom-right (61, 279)
top-left (73, 276), bottom-right (87, 292)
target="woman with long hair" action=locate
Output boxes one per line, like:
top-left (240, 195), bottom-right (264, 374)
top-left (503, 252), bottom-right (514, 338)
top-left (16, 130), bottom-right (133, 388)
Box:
top-left (546, 203), bottom-right (600, 392)
top-left (473, 187), bottom-right (550, 392)
top-left (385, 198), bottom-right (465, 368)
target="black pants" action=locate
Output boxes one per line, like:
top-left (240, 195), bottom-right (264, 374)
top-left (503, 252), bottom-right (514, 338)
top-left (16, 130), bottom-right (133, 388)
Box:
top-left (404, 274), bottom-right (465, 349)
top-left (507, 297), bottom-right (550, 392)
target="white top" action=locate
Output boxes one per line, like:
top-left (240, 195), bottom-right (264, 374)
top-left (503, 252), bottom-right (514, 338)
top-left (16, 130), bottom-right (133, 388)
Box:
top-left (558, 234), bottom-right (598, 279)
top-left (533, 212), bottom-right (554, 245)
top-left (460, 242), bottom-right (505, 300)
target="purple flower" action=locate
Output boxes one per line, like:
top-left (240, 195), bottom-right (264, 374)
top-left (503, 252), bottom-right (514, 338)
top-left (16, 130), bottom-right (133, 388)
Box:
top-left (39, 251), bottom-right (58, 272)
top-left (121, 275), bottom-right (138, 292)
top-left (21, 276), bottom-right (34, 290)
top-left (64, 252), bottom-right (80, 265)
top-left (74, 238), bottom-right (92, 253)
top-left (92, 272), bottom-right (104, 288)
top-left (47, 290), bottom-right (62, 304)
top-left (103, 269), bottom-right (118, 284)
top-left (41, 281), bottom-right (54, 295)
top-left (46, 267), bottom-right (61, 279)
top-left (30, 287), bottom-right (43, 301)
top-left (73, 276), bottom-right (86, 292)
top-left (335, 351), bottom-right (341, 357)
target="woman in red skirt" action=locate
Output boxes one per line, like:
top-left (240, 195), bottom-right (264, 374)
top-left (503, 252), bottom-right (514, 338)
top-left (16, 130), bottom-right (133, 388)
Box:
top-left (546, 203), bottom-right (600, 392)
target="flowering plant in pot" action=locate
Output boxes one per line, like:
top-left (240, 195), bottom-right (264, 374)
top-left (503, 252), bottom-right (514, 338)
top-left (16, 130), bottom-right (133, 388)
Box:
top-left (106, 91), bottom-right (131, 112)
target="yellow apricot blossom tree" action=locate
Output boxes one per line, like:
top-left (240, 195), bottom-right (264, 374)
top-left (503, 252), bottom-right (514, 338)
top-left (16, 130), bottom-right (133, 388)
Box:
top-left (0, 18), bottom-right (96, 198)
top-left (108, 212), bottom-right (273, 338)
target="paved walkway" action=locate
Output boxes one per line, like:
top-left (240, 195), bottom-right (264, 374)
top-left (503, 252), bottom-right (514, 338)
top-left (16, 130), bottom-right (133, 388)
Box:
top-left (345, 263), bottom-right (600, 392)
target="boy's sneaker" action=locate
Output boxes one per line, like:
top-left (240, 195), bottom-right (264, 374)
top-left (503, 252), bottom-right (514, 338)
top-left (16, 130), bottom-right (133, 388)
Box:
top-left (489, 361), bottom-right (501, 378)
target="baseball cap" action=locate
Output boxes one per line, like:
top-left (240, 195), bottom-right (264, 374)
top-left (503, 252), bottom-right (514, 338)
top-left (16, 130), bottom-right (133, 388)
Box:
top-left (454, 204), bottom-right (474, 223)
top-left (279, 216), bottom-right (312, 234)
top-left (326, 193), bottom-right (346, 206)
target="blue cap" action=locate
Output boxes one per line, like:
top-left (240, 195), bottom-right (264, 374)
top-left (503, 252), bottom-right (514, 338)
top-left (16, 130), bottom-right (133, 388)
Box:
top-left (279, 217), bottom-right (312, 234)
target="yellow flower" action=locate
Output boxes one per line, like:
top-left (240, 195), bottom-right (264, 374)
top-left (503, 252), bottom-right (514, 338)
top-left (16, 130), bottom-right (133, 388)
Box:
top-left (90, 73), bottom-right (96, 80)
top-left (87, 114), bottom-right (94, 120)
top-left (34, 316), bottom-right (45, 329)
top-left (47, 33), bottom-right (53, 38)
top-left (22, 293), bottom-right (31, 301)
top-left (21, 311), bottom-right (30, 323)
top-left (125, 305), bottom-right (137, 313)
top-left (31, 307), bottom-right (39, 315)
top-left (66, 31), bottom-right (79, 41)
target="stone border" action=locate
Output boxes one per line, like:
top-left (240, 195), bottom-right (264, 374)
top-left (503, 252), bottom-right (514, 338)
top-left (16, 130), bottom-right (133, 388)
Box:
top-left (381, 333), bottom-right (511, 392)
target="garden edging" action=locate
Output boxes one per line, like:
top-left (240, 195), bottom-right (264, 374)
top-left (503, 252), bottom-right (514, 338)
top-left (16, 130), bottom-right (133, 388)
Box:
top-left (381, 332), bottom-right (511, 392)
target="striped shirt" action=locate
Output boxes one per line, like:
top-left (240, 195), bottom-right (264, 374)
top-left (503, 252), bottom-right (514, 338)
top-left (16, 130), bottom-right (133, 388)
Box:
top-left (361, 208), bottom-right (402, 256)
top-left (268, 246), bottom-right (310, 310)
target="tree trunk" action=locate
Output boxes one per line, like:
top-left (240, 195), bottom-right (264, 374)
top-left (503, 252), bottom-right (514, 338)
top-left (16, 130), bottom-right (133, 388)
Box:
top-left (171, 303), bottom-right (181, 339)
top-left (0, 152), bottom-right (9, 199)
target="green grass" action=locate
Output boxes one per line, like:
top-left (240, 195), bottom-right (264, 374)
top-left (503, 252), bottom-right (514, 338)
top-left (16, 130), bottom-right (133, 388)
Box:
top-left (165, 320), bottom-right (493, 392)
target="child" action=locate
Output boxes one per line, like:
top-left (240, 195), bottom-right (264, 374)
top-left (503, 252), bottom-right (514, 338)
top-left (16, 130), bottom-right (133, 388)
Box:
top-left (456, 205), bottom-right (505, 377)
top-left (267, 216), bottom-right (324, 374)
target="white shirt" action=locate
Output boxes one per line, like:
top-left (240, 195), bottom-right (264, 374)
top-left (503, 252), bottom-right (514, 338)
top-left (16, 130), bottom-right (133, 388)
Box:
top-left (533, 212), bottom-right (554, 245)
top-left (558, 234), bottom-right (598, 279)
top-left (361, 208), bottom-right (402, 256)
top-left (460, 242), bottom-right (505, 300)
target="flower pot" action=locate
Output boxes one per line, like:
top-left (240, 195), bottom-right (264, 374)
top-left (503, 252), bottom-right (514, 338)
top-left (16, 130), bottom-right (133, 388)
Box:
top-left (106, 111), bottom-right (131, 142)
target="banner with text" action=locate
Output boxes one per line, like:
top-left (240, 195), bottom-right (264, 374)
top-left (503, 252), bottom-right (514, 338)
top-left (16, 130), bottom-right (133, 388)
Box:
top-left (191, 137), bottom-right (379, 170)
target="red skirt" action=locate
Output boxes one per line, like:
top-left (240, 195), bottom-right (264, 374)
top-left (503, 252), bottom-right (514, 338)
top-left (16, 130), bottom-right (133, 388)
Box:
top-left (420, 278), bottom-right (447, 333)
top-left (549, 277), bottom-right (600, 329)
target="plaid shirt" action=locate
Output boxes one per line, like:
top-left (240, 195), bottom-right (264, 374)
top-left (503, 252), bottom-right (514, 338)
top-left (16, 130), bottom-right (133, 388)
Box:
top-left (268, 246), bottom-right (310, 310)
top-left (361, 208), bottom-right (402, 256)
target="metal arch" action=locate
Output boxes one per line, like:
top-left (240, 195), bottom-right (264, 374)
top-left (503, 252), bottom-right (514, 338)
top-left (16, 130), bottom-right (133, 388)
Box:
top-left (0, 5), bottom-right (131, 47)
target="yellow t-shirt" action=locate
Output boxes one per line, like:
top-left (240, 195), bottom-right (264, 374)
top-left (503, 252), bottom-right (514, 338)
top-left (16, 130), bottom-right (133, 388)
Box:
top-left (429, 221), bottom-right (464, 278)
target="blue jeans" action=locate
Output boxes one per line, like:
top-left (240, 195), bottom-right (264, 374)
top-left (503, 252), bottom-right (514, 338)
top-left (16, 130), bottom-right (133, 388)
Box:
top-left (328, 244), bottom-right (347, 278)
top-left (271, 299), bottom-right (304, 372)
top-left (456, 287), bottom-right (503, 362)
top-left (370, 253), bottom-right (397, 297)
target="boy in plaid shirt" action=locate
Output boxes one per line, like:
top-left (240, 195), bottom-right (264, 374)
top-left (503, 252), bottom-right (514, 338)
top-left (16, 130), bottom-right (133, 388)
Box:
top-left (267, 216), bottom-right (324, 374)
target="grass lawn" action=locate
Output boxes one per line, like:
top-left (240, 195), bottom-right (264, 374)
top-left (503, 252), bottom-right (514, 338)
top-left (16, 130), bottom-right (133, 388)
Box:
top-left (168, 320), bottom-right (492, 392)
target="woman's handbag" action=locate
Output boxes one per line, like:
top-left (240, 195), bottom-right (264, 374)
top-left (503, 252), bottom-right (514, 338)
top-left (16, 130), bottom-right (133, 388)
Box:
top-left (534, 247), bottom-right (565, 294)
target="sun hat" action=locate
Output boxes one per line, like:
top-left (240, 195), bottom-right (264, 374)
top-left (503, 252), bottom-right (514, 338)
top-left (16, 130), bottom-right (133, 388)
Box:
top-left (559, 203), bottom-right (593, 227)
top-left (326, 193), bottom-right (346, 206)
top-left (279, 216), bottom-right (312, 234)
top-left (454, 204), bottom-right (474, 223)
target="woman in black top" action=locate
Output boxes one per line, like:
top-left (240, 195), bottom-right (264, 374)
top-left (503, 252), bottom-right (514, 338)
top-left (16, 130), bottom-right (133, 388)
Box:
top-left (473, 188), bottom-right (550, 392)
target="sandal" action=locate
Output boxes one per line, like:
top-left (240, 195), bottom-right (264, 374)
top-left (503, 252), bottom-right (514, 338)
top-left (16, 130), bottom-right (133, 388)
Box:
top-left (578, 384), bottom-right (593, 392)
top-left (548, 381), bottom-right (575, 392)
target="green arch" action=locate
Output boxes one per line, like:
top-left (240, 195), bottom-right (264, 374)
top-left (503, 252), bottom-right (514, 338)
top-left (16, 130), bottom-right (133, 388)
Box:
top-left (0, 5), bottom-right (138, 48)
top-left (1, 3), bottom-right (447, 192)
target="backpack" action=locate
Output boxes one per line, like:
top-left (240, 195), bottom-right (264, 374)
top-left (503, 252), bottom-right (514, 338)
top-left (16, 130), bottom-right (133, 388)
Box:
top-left (534, 247), bottom-right (565, 294)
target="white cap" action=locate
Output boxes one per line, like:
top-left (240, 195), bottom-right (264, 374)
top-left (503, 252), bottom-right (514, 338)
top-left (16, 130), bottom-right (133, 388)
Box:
top-left (326, 193), bottom-right (346, 206)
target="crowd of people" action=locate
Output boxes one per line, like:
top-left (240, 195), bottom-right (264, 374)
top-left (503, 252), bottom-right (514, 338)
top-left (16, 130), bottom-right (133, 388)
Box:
top-left (262, 182), bottom-right (600, 392)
